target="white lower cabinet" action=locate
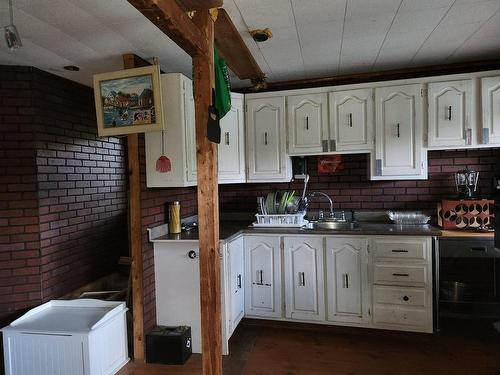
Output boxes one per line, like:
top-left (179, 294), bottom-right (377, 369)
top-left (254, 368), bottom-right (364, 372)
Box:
top-left (227, 236), bottom-right (245, 336)
top-left (371, 236), bottom-right (433, 333)
top-left (244, 235), bottom-right (282, 318)
top-left (326, 237), bottom-right (370, 324)
top-left (283, 237), bottom-right (325, 321)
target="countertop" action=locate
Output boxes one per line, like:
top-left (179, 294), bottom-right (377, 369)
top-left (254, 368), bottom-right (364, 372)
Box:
top-left (150, 221), bottom-right (447, 242)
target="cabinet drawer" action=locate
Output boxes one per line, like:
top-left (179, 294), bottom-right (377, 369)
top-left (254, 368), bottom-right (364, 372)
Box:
top-left (374, 285), bottom-right (426, 307)
top-left (373, 239), bottom-right (426, 261)
top-left (373, 305), bottom-right (428, 329)
top-left (374, 264), bottom-right (427, 286)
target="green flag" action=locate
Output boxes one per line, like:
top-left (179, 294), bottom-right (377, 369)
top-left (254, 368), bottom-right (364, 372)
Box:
top-left (214, 48), bottom-right (231, 119)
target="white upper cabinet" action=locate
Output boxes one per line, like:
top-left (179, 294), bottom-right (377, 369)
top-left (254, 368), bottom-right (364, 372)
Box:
top-left (145, 73), bottom-right (197, 188)
top-left (372, 84), bottom-right (427, 180)
top-left (145, 75), bottom-right (246, 187)
top-left (481, 76), bottom-right (500, 145)
top-left (218, 93), bottom-right (246, 183)
top-left (283, 237), bottom-right (325, 322)
top-left (287, 93), bottom-right (329, 155)
top-left (329, 88), bottom-right (374, 152)
top-left (246, 97), bottom-right (291, 182)
top-left (326, 237), bottom-right (370, 324)
top-left (244, 235), bottom-right (282, 319)
top-left (427, 80), bottom-right (472, 148)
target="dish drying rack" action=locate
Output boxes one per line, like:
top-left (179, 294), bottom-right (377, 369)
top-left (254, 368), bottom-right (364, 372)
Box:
top-left (252, 213), bottom-right (308, 228)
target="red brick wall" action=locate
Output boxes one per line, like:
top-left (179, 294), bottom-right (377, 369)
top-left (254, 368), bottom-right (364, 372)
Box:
top-left (219, 149), bottom-right (500, 213)
top-left (33, 70), bottom-right (128, 301)
top-left (138, 134), bottom-right (197, 332)
top-left (0, 66), bottom-right (41, 319)
top-left (0, 66), bottom-right (128, 319)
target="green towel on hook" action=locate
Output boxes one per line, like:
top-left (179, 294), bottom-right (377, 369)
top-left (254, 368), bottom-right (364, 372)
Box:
top-left (214, 48), bottom-right (231, 119)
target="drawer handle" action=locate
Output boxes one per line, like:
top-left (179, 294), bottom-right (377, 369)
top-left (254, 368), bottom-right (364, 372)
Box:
top-left (392, 273), bottom-right (409, 277)
top-left (237, 274), bottom-right (242, 289)
top-left (470, 247), bottom-right (486, 252)
top-left (391, 249), bottom-right (408, 253)
top-left (403, 295), bottom-right (409, 302)
top-left (298, 272), bottom-right (306, 286)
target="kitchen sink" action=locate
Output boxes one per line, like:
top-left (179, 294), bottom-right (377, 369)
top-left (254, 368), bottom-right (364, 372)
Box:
top-left (307, 221), bottom-right (359, 230)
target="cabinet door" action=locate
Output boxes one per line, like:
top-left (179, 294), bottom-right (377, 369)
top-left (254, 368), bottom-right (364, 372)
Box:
top-left (218, 94), bottom-right (245, 183)
top-left (246, 97), bottom-right (290, 182)
top-left (287, 93), bottom-right (329, 154)
top-left (374, 84), bottom-right (426, 179)
top-left (183, 78), bottom-right (197, 183)
top-left (326, 237), bottom-right (370, 324)
top-left (228, 236), bottom-right (245, 335)
top-left (428, 80), bottom-right (471, 148)
top-left (481, 76), bottom-right (500, 145)
top-left (330, 88), bottom-right (374, 152)
top-left (283, 237), bottom-right (325, 321)
top-left (244, 236), bottom-right (282, 318)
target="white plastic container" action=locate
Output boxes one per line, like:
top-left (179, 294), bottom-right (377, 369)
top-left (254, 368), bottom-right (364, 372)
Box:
top-left (2, 299), bottom-right (129, 375)
top-left (253, 213), bottom-right (307, 227)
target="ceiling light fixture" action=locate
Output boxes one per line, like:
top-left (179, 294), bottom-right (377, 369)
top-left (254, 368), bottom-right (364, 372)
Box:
top-left (4, 0), bottom-right (22, 51)
top-left (63, 65), bottom-right (80, 71)
top-left (250, 28), bottom-right (273, 43)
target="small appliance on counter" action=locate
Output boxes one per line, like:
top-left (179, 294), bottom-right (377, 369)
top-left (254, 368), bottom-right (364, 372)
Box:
top-left (168, 201), bottom-right (181, 234)
top-left (438, 168), bottom-right (494, 231)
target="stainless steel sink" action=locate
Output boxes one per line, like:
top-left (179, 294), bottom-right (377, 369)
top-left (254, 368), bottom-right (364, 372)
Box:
top-left (307, 221), bottom-right (359, 230)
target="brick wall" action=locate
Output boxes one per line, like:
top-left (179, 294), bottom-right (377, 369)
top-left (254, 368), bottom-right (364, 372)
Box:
top-left (33, 70), bottom-right (128, 301)
top-left (138, 134), bottom-right (197, 332)
top-left (0, 66), bottom-right (128, 319)
top-left (0, 67), bottom-right (41, 319)
top-left (219, 148), bottom-right (500, 213)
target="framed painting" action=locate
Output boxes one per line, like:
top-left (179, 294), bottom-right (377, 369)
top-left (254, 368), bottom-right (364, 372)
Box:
top-left (93, 65), bottom-right (163, 137)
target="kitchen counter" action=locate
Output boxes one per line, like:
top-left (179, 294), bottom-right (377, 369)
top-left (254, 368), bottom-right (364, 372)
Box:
top-left (440, 229), bottom-right (494, 238)
top-left (149, 221), bottom-right (442, 242)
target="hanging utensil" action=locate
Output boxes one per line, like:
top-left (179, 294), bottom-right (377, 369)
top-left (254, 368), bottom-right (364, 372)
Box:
top-left (155, 130), bottom-right (171, 173)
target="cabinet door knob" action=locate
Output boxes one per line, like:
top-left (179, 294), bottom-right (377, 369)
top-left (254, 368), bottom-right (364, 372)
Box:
top-left (447, 105), bottom-right (452, 121)
top-left (237, 274), bottom-right (242, 289)
top-left (403, 295), bottom-right (409, 302)
top-left (188, 250), bottom-right (197, 259)
top-left (396, 123), bottom-right (400, 138)
top-left (348, 113), bottom-right (353, 127)
top-left (305, 116), bottom-right (309, 130)
top-left (264, 132), bottom-right (268, 145)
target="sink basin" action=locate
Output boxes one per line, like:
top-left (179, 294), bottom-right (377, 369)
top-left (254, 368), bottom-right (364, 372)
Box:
top-left (308, 221), bottom-right (359, 230)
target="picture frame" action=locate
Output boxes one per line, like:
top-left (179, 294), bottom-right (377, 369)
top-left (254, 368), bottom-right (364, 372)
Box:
top-left (93, 65), bottom-right (163, 137)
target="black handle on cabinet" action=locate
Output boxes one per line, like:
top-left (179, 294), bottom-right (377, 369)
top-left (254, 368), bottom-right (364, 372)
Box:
top-left (403, 295), bottom-right (409, 302)
top-left (306, 116), bottom-right (309, 130)
top-left (470, 247), bottom-right (487, 252)
top-left (225, 131), bottom-right (230, 145)
top-left (349, 113), bottom-right (353, 127)
top-left (188, 250), bottom-right (197, 259)
top-left (448, 105), bottom-right (452, 121)
top-left (393, 273), bottom-right (409, 277)
top-left (392, 249), bottom-right (409, 253)
top-left (259, 270), bottom-right (263, 285)
top-left (396, 123), bottom-right (400, 138)
top-left (237, 274), bottom-right (242, 289)
top-left (264, 132), bottom-right (268, 145)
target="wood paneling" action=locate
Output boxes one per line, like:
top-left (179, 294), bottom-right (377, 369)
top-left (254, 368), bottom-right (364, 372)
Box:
top-left (126, 0), bottom-right (208, 57)
top-left (215, 9), bottom-right (264, 81)
top-left (176, 0), bottom-right (222, 11)
top-left (237, 59), bottom-right (500, 93)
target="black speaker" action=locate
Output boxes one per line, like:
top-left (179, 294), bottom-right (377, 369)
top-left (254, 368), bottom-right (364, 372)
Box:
top-left (146, 326), bottom-right (192, 365)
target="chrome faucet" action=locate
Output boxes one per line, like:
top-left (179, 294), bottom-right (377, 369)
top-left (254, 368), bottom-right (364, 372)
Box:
top-left (307, 191), bottom-right (334, 220)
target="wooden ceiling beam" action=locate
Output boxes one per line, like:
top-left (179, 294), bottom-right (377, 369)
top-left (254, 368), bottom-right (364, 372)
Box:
top-left (237, 58), bottom-right (500, 93)
top-left (176, 0), bottom-right (222, 11)
top-left (215, 8), bottom-right (264, 81)
top-left (127, 0), bottom-right (208, 57)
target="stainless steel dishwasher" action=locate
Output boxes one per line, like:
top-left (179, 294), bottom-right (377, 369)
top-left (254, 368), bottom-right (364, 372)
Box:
top-left (438, 237), bottom-right (500, 322)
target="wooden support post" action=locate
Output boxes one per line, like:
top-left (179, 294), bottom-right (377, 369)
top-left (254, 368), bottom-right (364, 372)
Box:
top-left (192, 10), bottom-right (222, 375)
top-left (123, 55), bottom-right (145, 362)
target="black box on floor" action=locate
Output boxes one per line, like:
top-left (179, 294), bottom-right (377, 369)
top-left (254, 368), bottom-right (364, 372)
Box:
top-left (146, 325), bottom-right (192, 365)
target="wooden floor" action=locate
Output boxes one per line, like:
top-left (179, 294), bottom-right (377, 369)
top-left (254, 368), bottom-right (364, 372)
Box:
top-left (118, 319), bottom-right (500, 375)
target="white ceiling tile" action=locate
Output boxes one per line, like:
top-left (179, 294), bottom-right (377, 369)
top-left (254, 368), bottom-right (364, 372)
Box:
top-left (291, 0), bottom-right (347, 25)
top-left (382, 29), bottom-right (430, 50)
top-left (343, 14), bottom-right (395, 38)
top-left (233, 0), bottom-right (295, 29)
top-left (389, 8), bottom-right (449, 33)
top-left (438, 0), bottom-right (500, 27)
top-left (345, 0), bottom-right (402, 19)
top-left (400, 0), bottom-right (454, 12)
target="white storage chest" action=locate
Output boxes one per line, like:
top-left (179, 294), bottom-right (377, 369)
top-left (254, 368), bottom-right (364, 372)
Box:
top-left (2, 299), bottom-right (129, 375)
